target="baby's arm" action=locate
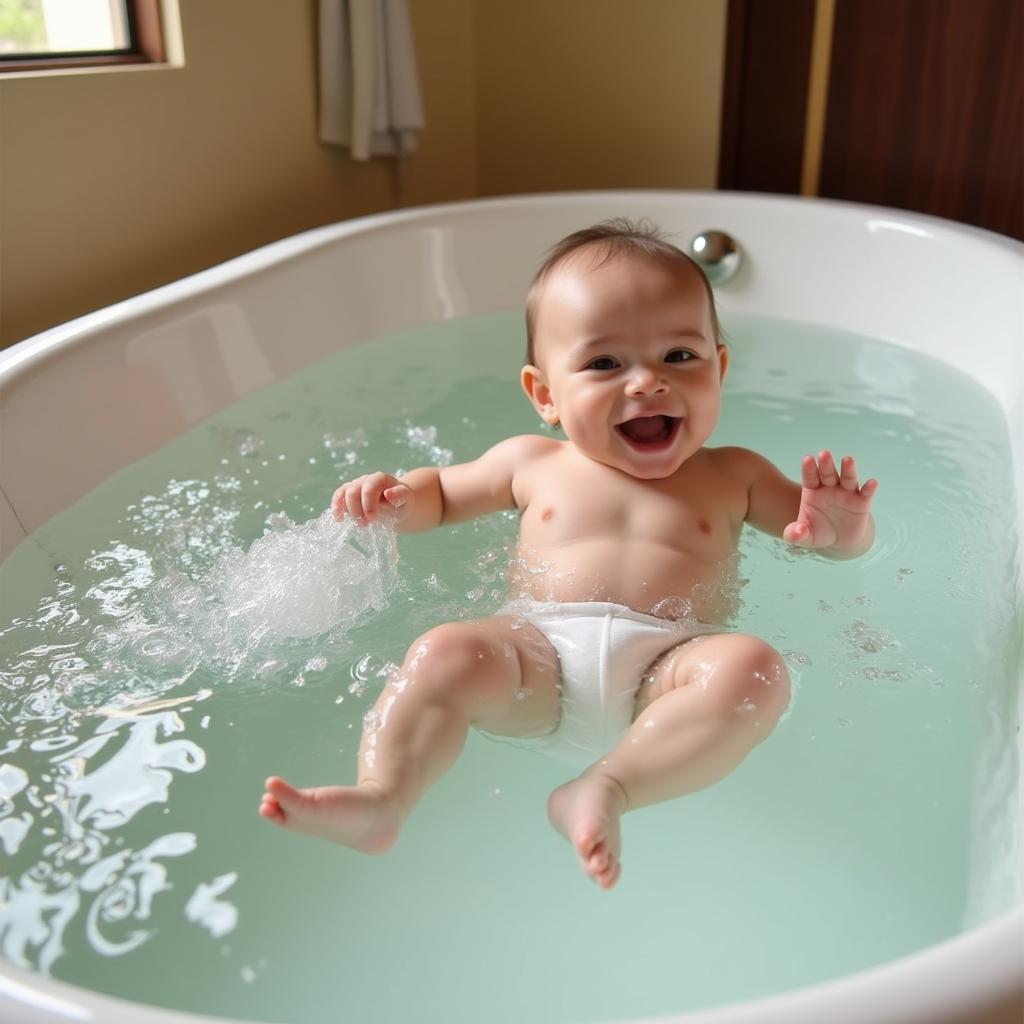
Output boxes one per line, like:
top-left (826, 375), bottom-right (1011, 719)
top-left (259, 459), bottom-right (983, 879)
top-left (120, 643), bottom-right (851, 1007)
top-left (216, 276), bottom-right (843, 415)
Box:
top-left (725, 447), bottom-right (877, 559)
top-left (331, 435), bottom-right (553, 532)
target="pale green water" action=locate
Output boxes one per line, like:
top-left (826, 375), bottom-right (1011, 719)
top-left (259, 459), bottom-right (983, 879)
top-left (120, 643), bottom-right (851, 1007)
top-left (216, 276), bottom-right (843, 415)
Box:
top-left (0, 313), bottom-right (1020, 1024)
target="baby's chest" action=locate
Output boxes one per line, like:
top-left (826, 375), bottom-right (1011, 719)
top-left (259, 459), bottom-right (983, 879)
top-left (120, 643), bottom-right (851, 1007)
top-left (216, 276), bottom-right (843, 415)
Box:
top-left (522, 475), bottom-right (740, 549)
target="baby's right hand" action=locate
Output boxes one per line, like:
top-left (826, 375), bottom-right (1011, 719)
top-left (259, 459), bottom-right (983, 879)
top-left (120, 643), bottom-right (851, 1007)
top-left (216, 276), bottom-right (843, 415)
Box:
top-left (331, 473), bottom-right (411, 525)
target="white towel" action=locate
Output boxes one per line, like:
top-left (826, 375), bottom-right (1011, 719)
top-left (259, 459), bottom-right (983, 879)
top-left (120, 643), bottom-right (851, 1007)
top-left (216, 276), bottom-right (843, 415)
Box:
top-left (319, 0), bottom-right (425, 160)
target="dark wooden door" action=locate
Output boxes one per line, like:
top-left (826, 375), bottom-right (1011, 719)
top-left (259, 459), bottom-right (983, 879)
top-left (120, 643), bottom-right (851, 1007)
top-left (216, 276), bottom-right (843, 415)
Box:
top-left (719, 0), bottom-right (1024, 240)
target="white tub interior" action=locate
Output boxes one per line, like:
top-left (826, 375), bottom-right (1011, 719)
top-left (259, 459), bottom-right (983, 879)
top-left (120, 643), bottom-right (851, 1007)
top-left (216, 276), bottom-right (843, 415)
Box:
top-left (0, 192), bottom-right (1022, 1024)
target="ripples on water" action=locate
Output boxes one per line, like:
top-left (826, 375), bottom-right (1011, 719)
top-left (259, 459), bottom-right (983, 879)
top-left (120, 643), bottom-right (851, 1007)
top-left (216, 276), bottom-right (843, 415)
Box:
top-left (0, 426), bottom-right (411, 979)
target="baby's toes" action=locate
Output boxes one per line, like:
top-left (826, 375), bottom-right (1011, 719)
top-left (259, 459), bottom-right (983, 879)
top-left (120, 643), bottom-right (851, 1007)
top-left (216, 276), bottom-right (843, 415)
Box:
top-left (585, 843), bottom-right (610, 873)
top-left (259, 795), bottom-right (284, 822)
top-left (592, 855), bottom-right (618, 889)
top-left (584, 845), bottom-right (618, 885)
top-left (572, 826), bottom-right (602, 861)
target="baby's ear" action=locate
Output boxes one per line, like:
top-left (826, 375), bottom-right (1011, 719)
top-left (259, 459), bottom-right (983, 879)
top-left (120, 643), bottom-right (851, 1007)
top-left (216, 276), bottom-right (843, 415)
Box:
top-left (521, 365), bottom-right (559, 425)
top-left (717, 343), bottom-right (729, 383)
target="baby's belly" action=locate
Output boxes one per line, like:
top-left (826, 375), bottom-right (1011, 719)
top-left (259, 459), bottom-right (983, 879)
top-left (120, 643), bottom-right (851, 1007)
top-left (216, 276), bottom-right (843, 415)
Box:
top-left (507, 540), bottom-right (740, 624)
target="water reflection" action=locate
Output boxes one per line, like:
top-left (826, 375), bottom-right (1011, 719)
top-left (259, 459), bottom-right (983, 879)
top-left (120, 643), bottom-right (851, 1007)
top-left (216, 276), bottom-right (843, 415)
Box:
top-left (0, 706), bottom-right (208, 971)
top-left (0, 420), bottom-right (437, 981)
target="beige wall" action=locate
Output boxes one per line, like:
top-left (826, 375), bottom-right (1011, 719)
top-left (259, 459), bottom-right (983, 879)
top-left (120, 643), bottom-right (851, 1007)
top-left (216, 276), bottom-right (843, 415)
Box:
top-left (0, 0), bottom-right (727, 348)
top-left (476, 0), bottom-right (727, 196)
top-left (0, 0), bottom-right (478, 346)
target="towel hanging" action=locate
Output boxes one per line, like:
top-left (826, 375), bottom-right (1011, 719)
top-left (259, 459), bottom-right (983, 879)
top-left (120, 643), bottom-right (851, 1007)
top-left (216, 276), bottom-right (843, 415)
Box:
top-left (318, 0), bottom-right (426, 161)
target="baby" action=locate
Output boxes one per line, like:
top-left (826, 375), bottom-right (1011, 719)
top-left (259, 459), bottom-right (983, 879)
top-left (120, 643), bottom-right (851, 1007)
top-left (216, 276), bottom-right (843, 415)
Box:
top-left (260, 219), bottom-right (877, 889)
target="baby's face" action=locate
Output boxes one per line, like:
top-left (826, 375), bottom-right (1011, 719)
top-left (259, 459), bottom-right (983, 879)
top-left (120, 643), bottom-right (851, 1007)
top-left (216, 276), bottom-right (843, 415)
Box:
top-left (523, 250), bottom-right (727, 480)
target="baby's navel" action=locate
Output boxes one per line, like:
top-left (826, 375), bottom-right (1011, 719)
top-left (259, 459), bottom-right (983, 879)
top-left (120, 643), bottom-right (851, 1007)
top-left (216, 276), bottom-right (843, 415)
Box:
top-left (541, 506), bottom-right (555, 521)
top-left (698, 519), bottom-right (711, 535)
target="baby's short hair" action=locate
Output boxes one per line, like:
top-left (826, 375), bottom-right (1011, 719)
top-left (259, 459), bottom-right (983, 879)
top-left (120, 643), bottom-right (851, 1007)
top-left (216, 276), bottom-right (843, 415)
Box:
top-left (524, 217), bottom-right (722, 366)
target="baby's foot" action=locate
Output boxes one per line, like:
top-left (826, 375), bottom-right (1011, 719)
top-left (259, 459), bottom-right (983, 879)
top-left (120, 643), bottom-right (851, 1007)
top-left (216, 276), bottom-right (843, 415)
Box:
top-left (259, 776), bottom-right (400, 854)
top-left (547, 772), bottom-right (628, 890)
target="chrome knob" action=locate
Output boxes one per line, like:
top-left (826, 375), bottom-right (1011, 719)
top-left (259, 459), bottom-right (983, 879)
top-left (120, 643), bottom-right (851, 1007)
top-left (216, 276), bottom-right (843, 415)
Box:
top-left (688, 230), bottom-right (742, 286)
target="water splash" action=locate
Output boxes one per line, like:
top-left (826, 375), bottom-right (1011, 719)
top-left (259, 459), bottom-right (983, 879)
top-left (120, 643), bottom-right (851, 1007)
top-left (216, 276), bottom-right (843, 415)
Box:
top-left (195, 510), bottom-right (398, 643)
top-left (140, 508), bottom-right (397, 673)
top-left (0, 509), bottom-right (400, 733)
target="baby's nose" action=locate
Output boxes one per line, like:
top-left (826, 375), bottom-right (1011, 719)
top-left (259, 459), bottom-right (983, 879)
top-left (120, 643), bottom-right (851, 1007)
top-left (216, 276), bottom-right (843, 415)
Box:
top-left (625, 368), bottom-right (668, 396)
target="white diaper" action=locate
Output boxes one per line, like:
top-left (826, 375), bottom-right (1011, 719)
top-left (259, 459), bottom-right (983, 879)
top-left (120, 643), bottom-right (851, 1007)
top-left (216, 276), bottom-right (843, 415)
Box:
top-left (481, 600), bottom-right (726, 768)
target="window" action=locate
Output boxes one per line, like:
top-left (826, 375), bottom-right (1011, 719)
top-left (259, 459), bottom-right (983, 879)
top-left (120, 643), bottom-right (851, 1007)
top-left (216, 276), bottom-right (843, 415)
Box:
top-left (0, 0), bottom-right (165, 73)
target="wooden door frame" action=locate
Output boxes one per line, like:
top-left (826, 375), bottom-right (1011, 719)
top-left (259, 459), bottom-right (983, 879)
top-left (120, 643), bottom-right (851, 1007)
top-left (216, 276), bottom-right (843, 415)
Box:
top-left (717, 0), bottom-right (817, 194)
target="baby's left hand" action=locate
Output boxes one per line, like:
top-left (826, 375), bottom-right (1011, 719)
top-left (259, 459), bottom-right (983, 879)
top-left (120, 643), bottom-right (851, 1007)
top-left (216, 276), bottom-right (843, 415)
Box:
top-left (783, 451), bottom-right (878, 553)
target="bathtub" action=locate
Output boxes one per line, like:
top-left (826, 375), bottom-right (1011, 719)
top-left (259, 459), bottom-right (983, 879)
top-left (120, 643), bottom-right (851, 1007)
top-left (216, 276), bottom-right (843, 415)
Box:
top-left (0, 191), bottom-right (1021, 1024)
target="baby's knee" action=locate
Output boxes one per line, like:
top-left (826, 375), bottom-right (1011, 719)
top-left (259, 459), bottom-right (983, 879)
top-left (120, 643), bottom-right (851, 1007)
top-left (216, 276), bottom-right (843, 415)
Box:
top-left (402, 622), bottom-right (514, 692)
top-left (708, 636), bottom-right (791, 719)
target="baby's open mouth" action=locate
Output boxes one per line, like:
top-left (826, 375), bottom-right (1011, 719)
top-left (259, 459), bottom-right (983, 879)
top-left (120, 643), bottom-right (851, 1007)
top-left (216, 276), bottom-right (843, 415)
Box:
top-left (616, 415), bottom-right (680, 450)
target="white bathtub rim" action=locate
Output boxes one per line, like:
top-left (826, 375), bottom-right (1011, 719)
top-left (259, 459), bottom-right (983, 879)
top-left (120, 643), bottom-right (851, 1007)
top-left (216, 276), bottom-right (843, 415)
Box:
top-left (2, 189), bottom-right (1022, 389)
top-left (0, 901), bottom-right (1021, 1024)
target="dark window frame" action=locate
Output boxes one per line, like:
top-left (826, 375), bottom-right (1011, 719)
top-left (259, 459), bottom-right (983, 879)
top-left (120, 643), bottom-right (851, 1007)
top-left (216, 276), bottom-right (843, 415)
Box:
top-left (0, 0), bottom-right (165, 74)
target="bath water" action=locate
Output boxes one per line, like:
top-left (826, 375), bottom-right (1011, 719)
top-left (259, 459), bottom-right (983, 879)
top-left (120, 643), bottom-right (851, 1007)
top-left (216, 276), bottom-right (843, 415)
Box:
top-left (0, 313), bottom-right (1020, 1024)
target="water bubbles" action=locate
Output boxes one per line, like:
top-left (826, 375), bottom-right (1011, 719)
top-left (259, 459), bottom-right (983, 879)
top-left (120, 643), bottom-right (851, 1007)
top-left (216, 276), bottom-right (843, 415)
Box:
top-left (126, 480), bottom-right (242, 571)
top-left (323, 429), bottom-right (368, 467)
top-left (348, 653), bottom-right (395, 698)
top-left (650, 596), bottom-right (697, 621)
top-left (264, 511), bottom-right (292, 532)
top-left (160, 521), bottom-right (189, 555)
top-left (85, 545), bottom-right (156, 618)
top-left (400, 423), bottom-right (453, 466)
top-left (231, 431), bottom-right (263, 458)
top-left (423, 573), bottom-right (445, 594)
top-left (213, 472), bottom-right (242, 493)
top-left (862, 667), bottom-right (906, 682)
top-left (845, 620), bottom-right (896, 655)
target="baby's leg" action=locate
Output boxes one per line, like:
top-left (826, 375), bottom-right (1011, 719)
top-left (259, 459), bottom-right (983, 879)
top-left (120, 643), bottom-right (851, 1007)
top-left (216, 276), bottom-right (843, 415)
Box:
top-left (260, 615), bottom-right (560, 852)
top-left (548, 634), bottom-right (790, 889)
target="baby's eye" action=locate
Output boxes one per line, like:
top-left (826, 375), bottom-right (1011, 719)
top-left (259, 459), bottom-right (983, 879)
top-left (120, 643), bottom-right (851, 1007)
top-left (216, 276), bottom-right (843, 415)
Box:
top-left (665, 349), bottom-right (694, 363)
top-left (585, 356), bottom-right (619, 371)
